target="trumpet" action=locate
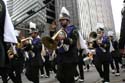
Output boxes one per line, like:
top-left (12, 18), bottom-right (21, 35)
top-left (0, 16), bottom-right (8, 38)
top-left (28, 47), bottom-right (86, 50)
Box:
top-left (42, 28), bottom-right (67, 50)
top-left (20, 37), bottom-right (33, 47)
top-left (88, 31), bottom-right (106, 52)
top-left (89, 31), bottom-right (97, 42)
top-left (89, 31), bottom-right (102, 44)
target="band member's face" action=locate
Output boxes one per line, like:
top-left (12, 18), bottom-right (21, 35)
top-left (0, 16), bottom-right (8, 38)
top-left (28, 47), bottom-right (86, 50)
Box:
top-left (31, 32), bottom-right (38, 38)
top-left (109, 36), bottom-right (113, 40)
top-left (97, 31), bottom-right (104, 37)
top-left (60, 19), bottom-right (69, 28)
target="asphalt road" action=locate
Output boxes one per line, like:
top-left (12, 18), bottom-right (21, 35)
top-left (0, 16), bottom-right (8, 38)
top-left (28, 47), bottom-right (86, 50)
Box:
top-left (0, 66), bottom-right (125, 83)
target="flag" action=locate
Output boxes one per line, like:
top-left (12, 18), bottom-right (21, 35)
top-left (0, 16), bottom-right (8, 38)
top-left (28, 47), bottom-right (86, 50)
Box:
top-left (78, 31), bottom-right (90, 53)
top-left (3, 0), bottom-right (17, 43)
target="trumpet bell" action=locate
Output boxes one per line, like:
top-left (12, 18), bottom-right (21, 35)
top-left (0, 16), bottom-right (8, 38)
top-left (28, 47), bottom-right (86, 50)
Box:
top-left (89, 31), bottom-right (98, 42)
top-left (42, 36), bottom-right (57, 50)
top-left (89, 32), bottom-right (97, 39)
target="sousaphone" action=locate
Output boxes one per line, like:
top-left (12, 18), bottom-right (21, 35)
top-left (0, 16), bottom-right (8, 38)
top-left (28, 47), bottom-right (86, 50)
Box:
top-left (42, 28), bottom-right (67, 50)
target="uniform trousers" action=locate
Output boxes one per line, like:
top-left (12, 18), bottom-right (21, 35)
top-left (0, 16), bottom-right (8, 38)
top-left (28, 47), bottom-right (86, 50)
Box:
top-left (93, 52), bottom-right (110, 82)
top-left (57, 63), bottom-right (76, 83)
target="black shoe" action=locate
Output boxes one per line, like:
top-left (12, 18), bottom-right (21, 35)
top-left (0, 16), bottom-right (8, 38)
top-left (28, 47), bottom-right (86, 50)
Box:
top-left (123, 79), bottom-right (125, 82)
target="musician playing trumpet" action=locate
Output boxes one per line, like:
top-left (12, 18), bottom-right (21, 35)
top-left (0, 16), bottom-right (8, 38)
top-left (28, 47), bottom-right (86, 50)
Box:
top-left (56, 7), bottom-right (79, 83)
top-left (24, 23), bottom-right (42, 83)
top-left (92, 24), bottom-right (110, 83)
top-left (8, 30), bottom-right (25, 83)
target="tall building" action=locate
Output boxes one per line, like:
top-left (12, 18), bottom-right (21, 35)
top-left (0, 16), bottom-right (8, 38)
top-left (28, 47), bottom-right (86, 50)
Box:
top-left (7, 0), bottom-right (47, 36)
top-left (77, 0), bottom-right (115, 39)
top-left (7, 0), bottom-right (13, 16)
top-left (43, 0), bottom-right (56, 24)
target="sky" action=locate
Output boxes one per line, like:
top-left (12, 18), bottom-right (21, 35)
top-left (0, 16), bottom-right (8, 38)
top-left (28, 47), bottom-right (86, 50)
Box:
top-left (111, 0), bottom-right (123, 33)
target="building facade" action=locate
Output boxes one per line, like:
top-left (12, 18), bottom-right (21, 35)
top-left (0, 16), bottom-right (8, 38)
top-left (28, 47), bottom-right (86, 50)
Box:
top-left (7, 0), bottom-right (47, 36)
top-left (77, 0), bottom-right (115, 39)
top-left (7, 0), bottom-right (13, 16)
top-left (43, 0), bottom-right (56, 24)
top-left (7, 0), bottom-right (115, 38)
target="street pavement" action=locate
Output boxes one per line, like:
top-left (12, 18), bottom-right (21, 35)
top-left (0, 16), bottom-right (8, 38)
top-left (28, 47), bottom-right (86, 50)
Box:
top-left (0, 66), bottom-right (125, 83)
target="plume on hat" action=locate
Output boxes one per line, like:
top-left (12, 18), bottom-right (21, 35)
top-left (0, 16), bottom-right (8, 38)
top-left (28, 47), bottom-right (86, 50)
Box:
top-left (59, 7), bottom-right (70, 20)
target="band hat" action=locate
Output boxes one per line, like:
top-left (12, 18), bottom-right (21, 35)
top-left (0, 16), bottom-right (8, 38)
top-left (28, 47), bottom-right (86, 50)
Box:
top-left (59, 7), bottom-right (70, 21)
top-left (29, 22), bottom-right (38, 34)
top-left (96, 23), bottom-right (105, 32)
top-left (29, 22), bottom-right (36, 29)
top-left (108, 31), bottom-right (114, 36)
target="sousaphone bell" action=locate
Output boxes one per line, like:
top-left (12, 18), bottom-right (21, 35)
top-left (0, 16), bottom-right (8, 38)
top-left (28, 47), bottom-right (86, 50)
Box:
top-left (42, 28), bottom-right (67, 50)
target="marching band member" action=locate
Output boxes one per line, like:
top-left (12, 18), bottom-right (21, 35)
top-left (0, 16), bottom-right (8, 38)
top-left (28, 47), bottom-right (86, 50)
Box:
top-left (25, 22), bottom-right (42, 83)
top-left (0, 0), bottom-right (18, 83)
top-left (108, 31), bottom-right (120, 76)
top-left (119, 0), bottom-right (125, 81)
top-left (9, 30), bottom-right (25, 83)
top-left (92, 23), bottom-right (110, 83)
top-left (119, 0), bottom-right (125, 69)
top-left (49, 21), bottom-right (57, 74)
top-left (56, 7), bottom-right (79, 83)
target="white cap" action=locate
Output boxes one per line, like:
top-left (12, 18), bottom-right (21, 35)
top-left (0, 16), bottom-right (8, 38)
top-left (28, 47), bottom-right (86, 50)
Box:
top-left (59, 7), bottom-right (70, 20)
top-left (108, 31), bottom-right (114, 36)
top-left (29, 22), bottom-right (36, 29)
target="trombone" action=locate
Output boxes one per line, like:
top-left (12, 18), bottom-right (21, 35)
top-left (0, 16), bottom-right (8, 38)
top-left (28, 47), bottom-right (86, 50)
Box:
top-left (42, 28), bottom-right (67, 50)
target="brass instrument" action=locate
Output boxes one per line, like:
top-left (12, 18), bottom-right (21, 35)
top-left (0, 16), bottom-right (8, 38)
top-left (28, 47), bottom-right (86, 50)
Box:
top-left (8, 47), bottom-right (14, 59)
top-left (16, 42), bottom-right (23, 49)
top-left (42, 28), bottom-right (67, 50)
top-left (88, 31), bottom-right (103, 47)
top-left (88, 31), bottom-right (106, 53)
top-left (89, 31), bottom-right (97, 42)
top-left (20, 37), bottom-right (33, 48)
top-left (21, 37), bottom-right (35, 59)
top-left (7, 43), bottom-right (17, 59)
top-left (21, 37), bottom-right (32, 43)
top-left (87, 31), bottom-right (98, 60)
